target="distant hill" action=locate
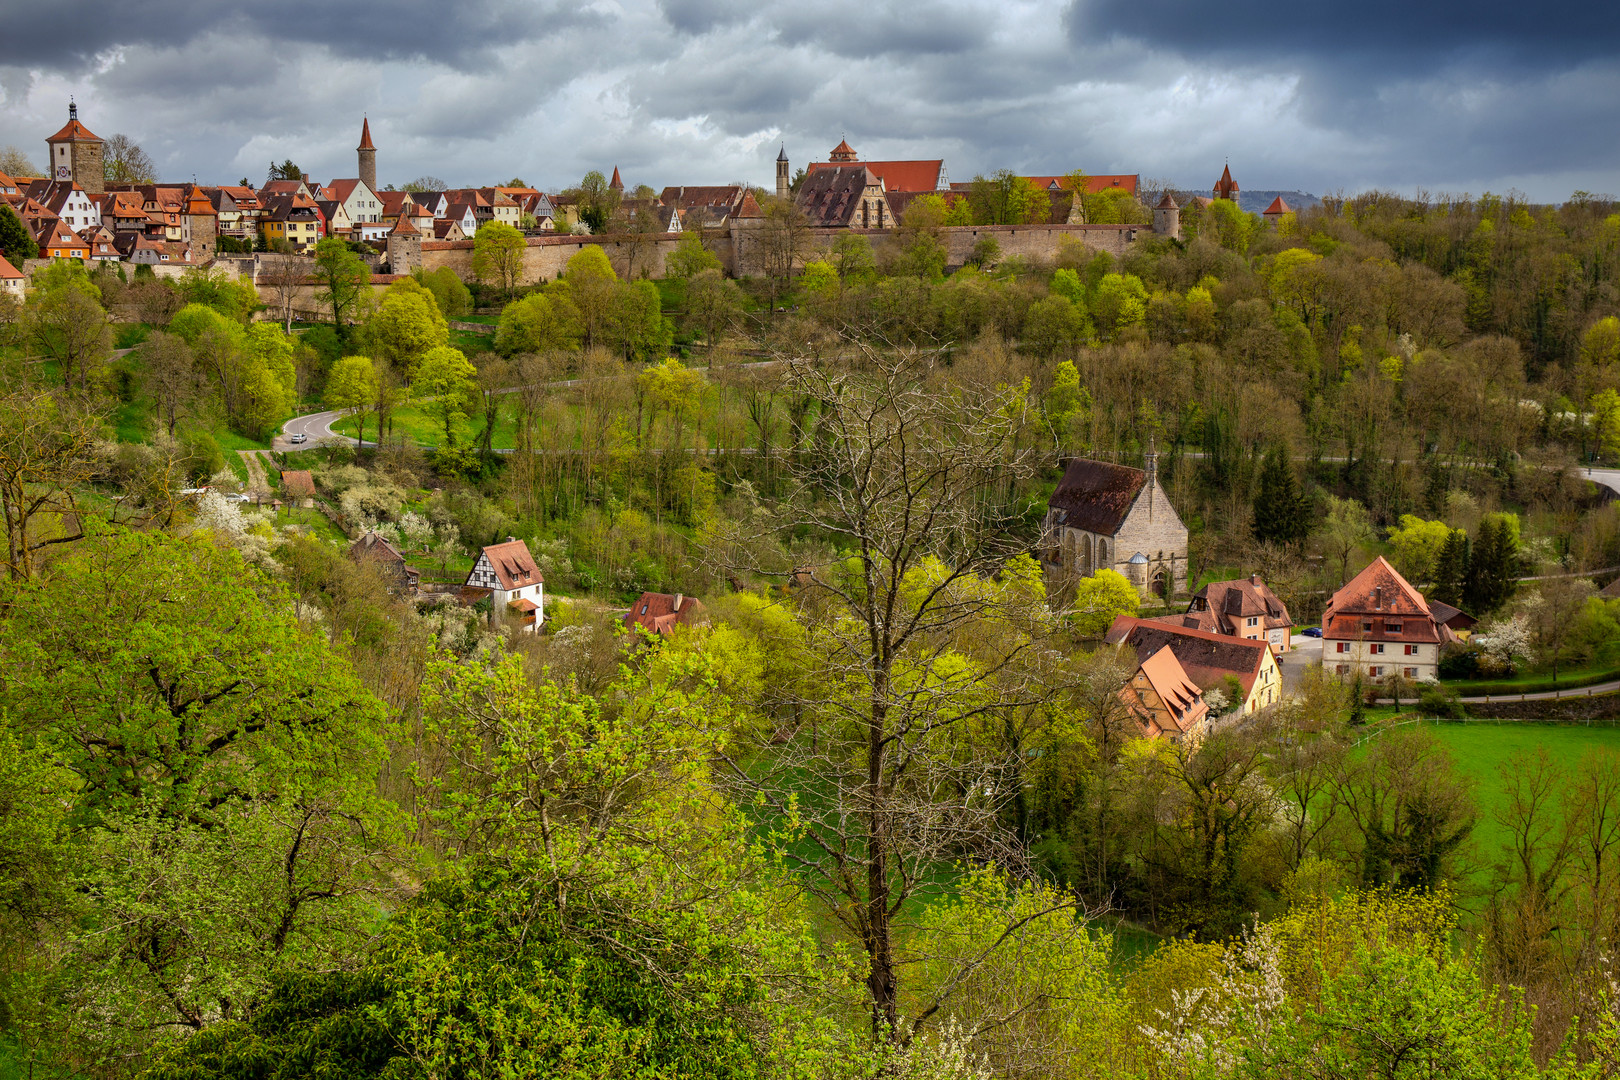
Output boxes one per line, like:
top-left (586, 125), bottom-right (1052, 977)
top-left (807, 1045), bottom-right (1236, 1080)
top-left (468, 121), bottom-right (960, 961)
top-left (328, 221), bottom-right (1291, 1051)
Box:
top-left (1168, 189), bottom-right (1322, 215)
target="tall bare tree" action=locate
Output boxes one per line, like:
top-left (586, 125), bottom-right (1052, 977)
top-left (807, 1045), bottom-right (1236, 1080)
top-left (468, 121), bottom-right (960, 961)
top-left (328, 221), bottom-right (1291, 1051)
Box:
top-left (710, 343), bottom-right (1066, 1042)
top-left (102, 134), bottom-right (157, 184)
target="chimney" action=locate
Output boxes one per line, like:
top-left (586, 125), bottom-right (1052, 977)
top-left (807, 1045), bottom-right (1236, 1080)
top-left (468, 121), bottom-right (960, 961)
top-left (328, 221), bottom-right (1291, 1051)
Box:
top-left (302, 173), bottom-right (310, 183)
top-left (506, 536), bottom-right (516, 543)
top-left (1374, 585), bottom-right (1383, 609)
top-left (1250, 573), bottom-right (1259, 585)
top-left (673, 593), bottom-right (684, 611)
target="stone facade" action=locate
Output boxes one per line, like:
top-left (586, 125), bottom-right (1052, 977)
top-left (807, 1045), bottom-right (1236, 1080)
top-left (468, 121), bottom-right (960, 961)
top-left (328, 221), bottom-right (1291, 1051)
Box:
top-left (46, 102), bottom-right (105, 195)
top-left (1042, 456), bottom-right (1189, 601)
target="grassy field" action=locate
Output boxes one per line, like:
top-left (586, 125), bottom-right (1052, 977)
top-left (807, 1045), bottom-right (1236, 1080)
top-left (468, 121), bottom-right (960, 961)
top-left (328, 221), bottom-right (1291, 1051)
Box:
top-left (1416, 720), bottom-right (1620, 863)
top-left (1444, 664), bottom-right (1620, 696)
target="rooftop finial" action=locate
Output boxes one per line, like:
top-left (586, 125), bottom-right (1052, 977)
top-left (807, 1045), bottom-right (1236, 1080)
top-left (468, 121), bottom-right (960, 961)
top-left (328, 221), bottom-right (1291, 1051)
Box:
top-left (69, 95), bottom-right (78, 121)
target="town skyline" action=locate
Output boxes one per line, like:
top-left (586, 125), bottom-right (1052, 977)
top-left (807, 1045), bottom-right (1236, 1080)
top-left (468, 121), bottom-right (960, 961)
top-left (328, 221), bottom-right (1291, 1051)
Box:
top-left (1, 0), bottom-right (1616, 202)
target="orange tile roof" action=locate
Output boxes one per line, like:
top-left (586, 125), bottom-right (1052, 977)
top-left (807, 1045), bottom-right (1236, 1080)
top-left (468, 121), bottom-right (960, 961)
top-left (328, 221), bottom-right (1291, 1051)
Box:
top-left (47, 118), bottom-right (101, 143)
top-left (1264, 196), bottom-right (1291, 215)
top-left (808, 158), bottom-right (944, 193)
top-left (1019, 174), bottom-right (1140, 196)
top-left (358, 117), bottom-right (375, 151)
top-left (0, 254), bottom-right (22, 279)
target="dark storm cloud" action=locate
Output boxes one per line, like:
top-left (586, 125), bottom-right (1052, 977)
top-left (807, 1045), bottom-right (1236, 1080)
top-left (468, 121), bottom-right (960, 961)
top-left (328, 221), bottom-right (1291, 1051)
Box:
top-left (0, 0), bottom-right (1615, 201)
top-left (0, 0), bottom-right (560, 69)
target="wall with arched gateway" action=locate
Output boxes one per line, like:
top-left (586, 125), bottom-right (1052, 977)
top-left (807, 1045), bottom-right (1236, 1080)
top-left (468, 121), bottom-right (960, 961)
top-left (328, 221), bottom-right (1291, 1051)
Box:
top-left (416, 221), bottom-right (1146, 285)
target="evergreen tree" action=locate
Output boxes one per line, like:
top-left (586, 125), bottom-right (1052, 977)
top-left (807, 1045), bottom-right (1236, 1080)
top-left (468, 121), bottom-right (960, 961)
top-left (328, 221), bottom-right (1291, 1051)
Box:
top-left (0, 204), bottom-right (38, 262)
top-left (1431, 528), bottom-right (1470, 608)
top-left (1251, 443), bottom-right (1310, 547)
top-left (1463, 513), bottom-right (1519, 615)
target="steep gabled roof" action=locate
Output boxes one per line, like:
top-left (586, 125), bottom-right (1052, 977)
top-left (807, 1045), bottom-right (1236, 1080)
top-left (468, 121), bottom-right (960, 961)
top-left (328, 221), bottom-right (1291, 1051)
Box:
top-left (1106, 616), bottom-right (1271, 699)
top-left (1128, 644), bottom-right (1209, 738)
top-left (473, 539), bottom-right (542, 591)
top-left (623, 592), bottom-right (705, 639)
top-left (796, 165), bottom-right (884, 227)
top-left (1326, 556), bottom-right (1430, 618)
top-left (1191, 575), bottom-right (1292, 633)
top-left (1047, 458), bottom-right (1146, 537)
top-left (0, 254), bottom-right (22, 279)
top-left (657, 185), bottom-right (746, 213)
top-left (735, 190), bottom-right (763, 219)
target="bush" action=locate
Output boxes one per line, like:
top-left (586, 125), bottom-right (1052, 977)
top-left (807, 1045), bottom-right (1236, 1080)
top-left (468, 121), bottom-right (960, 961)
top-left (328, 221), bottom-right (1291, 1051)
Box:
top-left (181, 431), bottom-right (225, 483)
top-left (1418, 682), bottom-right (1466, 718)
top-left (1438, 645), bottom-right (1480, 680)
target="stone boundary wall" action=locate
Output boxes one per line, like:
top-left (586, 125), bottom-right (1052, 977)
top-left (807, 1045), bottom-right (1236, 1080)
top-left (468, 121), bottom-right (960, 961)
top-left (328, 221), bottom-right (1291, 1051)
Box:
top-left (418, 222), bottom-right (1146, 286)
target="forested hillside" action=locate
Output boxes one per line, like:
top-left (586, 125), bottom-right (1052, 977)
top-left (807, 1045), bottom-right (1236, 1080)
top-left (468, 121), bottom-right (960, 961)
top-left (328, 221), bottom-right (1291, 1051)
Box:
top-left (2, 191), bottom-right (1620, 1079)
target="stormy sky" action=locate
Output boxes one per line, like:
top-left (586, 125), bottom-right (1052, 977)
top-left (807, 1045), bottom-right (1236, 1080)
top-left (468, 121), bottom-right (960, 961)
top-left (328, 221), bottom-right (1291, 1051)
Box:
top-left (1, 0), bottom-right (1616, 202)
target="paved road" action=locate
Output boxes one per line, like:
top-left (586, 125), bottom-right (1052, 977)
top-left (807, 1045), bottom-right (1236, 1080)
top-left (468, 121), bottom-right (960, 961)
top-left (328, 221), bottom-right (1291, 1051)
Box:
top-left (278, 410), bottom-right (357, 450)
top-left (1585, 466), bottom-right (1620, 498)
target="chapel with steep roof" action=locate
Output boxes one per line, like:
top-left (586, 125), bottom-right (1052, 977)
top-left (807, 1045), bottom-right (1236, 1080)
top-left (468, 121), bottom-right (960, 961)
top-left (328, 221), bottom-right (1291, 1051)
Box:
top-left (1041, 453), bottom-right (1189, 601)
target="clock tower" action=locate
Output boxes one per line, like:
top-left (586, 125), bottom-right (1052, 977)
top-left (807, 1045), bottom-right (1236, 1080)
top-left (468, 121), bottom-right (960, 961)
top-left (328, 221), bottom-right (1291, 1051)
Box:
top-left (46, 99), bottom-right (105, 194)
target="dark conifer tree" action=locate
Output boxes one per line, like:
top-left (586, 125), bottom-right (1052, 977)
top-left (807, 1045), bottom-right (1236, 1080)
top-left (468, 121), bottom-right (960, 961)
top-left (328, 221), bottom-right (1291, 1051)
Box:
top-left (1463, 513), bottom-right (1519, 615)
top-left (1251, 444), bottom-right (1310, 547)
top-left (1431, 528), bottom-right (1470, 608)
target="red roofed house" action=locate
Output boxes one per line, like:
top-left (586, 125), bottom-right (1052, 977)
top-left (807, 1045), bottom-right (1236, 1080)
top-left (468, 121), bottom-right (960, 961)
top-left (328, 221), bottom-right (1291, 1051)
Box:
top-left (1322, 556), bottom-right (1457, 683)
top-left (1120, 644), bottom-right (1210, 743)
top-left (1106, 616), bottom-right (1283, 715)
top-left (623, 591), bottom-right (705, 640)
top-left (1146, 574), bottom-right (1293, 654)
top-left (804, 139), bottom-right (948, 193)
top-left (0, 254), bottom-right (24, 298)
top-left (348, 530), bottom-right (420, 593)
top-left (37, 219), bottom-right (89, 260)
top-left (1042, 453), bottom-right (1188, 601)
top-left (464, 538), bottom-right (544, 632)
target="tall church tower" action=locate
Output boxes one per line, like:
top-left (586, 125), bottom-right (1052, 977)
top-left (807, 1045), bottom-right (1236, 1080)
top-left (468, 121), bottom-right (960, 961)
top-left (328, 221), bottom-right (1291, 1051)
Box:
top-left (776, 145), bottom-right (789, 199)
top-left (46, 99), bottom-right (104, 194)
top-left (357, 117), bottom-right (377, 193)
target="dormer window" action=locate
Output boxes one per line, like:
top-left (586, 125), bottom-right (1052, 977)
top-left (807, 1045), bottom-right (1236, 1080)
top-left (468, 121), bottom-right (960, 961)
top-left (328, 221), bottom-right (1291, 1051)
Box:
top-left (1386, 622), bottom-right (1402, 633)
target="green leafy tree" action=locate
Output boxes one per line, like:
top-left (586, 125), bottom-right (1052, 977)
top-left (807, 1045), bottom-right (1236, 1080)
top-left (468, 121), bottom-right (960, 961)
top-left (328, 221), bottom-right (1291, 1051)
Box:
top-left (493, 290), bottom-right (581, 356)
top-left (0, 530), bottom-right (398, 1072)
top-left (364, 277), bottom-right (449, 377)
top-left (665, 232), bottom-right (721, 279)
top-left (311, 236), bottom-right (370, 335)
top-left (22, 272), bottom-right (113, 390)
top-left (1252, 443), bottom-right (1311, 548)
top-left (412, 344), bottom-right (477, 446)
top-left (1042, 359), bottom-right (1091, 451)
top-left (1090, 272), bottom-right (1147, 339)
top-left (555, 245), bottom-right (618, 349)
top-left (325, 354), bottom-right (379, 446)
top-left (1068, 567), bottom-right (1140, 636)
top-left (1316, 496), bottom-right (1375, 584)
top-left (609, 279), bottom-right (673, 363)
top-left (1387, 514), bottom-right (1453, 584)
top-left (472, 220), bottom-right (525, 298)
top-left (413, 265), bottom-right (472, 319)
top-left (1022, 294), bottom-right (1089, 357)
top-left (685, 267), bottom-right (743, 352)
top-left (0, 202), bottom-right (39, 261)
top-left (1593, 386), bottom-right (1620, 459)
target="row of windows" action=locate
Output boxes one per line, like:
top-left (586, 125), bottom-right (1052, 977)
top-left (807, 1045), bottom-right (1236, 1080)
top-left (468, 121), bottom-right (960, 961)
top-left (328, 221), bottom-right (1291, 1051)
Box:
top-left (1335, 642), bottom-right (1421, 655)
top-left (1360, 620), bottom-right (1403, 633)
top-left (1336, 665), bottom-right (1420, 678)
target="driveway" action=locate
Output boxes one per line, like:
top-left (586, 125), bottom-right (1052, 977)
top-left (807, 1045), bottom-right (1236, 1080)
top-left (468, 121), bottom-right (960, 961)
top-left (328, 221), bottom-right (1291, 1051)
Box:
top-left (1278, 635), bottom-right (1321, 694)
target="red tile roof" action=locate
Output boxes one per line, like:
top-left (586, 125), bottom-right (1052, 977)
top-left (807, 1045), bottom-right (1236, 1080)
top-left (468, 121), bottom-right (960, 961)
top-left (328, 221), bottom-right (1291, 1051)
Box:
top-left (1018, 174), bottom-right (1141, 196)
top-left (358, 117), bottom-right (375, 151)
top-left (1047, 458), bottom-right (1147, 537)
top-left (0, 254), bottom-right (21, 279)
top-left (808, 158), bottom-right (944, 193)
top-left (1126, 645), bottom-right (1209, 739)
top-left (830, 139), bottom-right (858, 162)
top-left (47, 118), bottom-right (101, 143)
top-left (474, 539), bottom-right (542, 591)
top-left (1323, 556), bottom-right (1456, 646)
top-left (1264, 196), bottom-right (1291, 216)
top-left (609, 166), bottom-right (623, 191)
top-left (1214, 164), bottom-right (1239, 199)
top-left (623, 592), bottom-right (705, 638)
top-left (1106, 616), bottom-right (1272, 699)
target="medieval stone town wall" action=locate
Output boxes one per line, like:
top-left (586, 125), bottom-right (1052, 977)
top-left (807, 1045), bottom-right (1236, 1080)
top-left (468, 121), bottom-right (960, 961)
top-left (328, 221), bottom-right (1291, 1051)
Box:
top-left (416, 222), bottom-right (1146, 285)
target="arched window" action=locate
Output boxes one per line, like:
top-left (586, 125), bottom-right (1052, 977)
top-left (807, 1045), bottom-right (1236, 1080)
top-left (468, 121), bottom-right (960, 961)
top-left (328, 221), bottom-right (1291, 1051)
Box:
top-left (1081, 535), bottom-right (1093, 575)
top-left (1152, 569), bottom-right (1168, 598)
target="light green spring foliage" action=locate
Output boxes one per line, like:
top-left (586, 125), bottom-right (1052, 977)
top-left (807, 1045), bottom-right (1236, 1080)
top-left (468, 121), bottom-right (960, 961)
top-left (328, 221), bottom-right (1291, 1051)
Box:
top-left (411, 344), bottom-right (477, 445)
top-left (800, 259), bottom-right (839, 294)
top-left (0, 529), bottom-right (399, 1074)
top-left (1067, 567), bottom-right (1140, 637)
top-left (365, 276), bottom-right (449, 376)
top-left (178, 265), bottom-right (260, 323)
top-left (1593, 387), bottom-right (1620, 457)
top-left (1092, 272), bottom-right (1148, 339)
top-left (666, 231), bottom-right (722, 279)
top-left (494, 289), bottom-right (583, 355)
top-left (414, 264), bottom-right (473, 318)
top-left (166, 303), bottom-right (296, 437)
top-left (1387, 514), bottom-right (1455, 583)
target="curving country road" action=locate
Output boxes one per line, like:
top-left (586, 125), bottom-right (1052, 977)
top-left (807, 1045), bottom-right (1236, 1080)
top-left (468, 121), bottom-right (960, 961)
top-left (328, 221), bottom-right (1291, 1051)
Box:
top-left (278, 409), bottom-right (361, 449)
